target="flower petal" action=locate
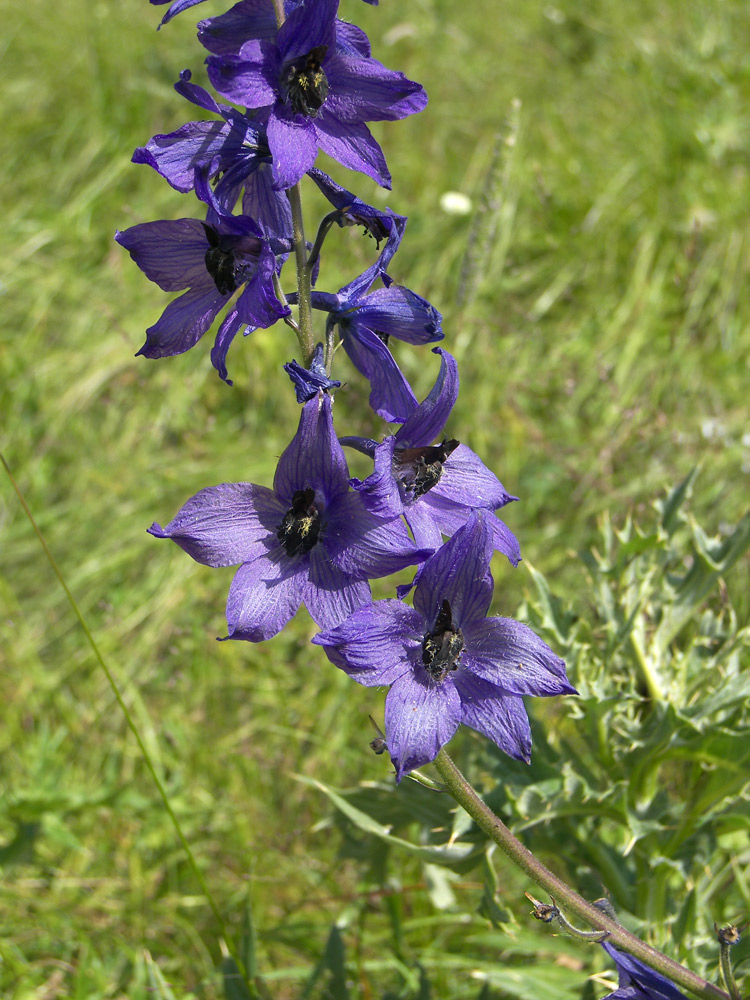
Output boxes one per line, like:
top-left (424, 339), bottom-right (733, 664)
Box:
top-left (397, 348), bottom-right (458, 449)
top-left (211, 308), bottom-right (254, 384)
top-left (462, 617), bottom-right (575, 697)
top-left (350, 284), bottom-right (443, 345)
top-left (414, 511), bottom-right (495, 627)
top-left (267, 107), bottom-right (319, 189)
top-left (198, 0), bottom-right (278, 55)
top-left (225, 550), bottom-right (306, 641)
top-left (324, 54), bottom-right (427, 123)
top-left (403, 503), bottom-right (445, 551)
top-left (116, 219), bottom-right (209, 291)
top-left (206, 45), bottom-right (278, 108)
top-left (273, 392), bottom-right (350, 505)
top-left (132, 120), bottom-right (233, 193)
top-left (242, 161), bottom-right (293, 237)
top-left (349, 437), bottom-right (405, 519)
top-left (148, 482), bottom-right (282, 566)
top-left (276, 0), bottom-right (336, 64)
top-left (341, 326), bottom-right (417, 423)
top-left (453, 672), bottom-right (531, 762)
top-left (154, 0), bottom-right (209, 28)
top-left (314, 116), bottom-right (391, 188)
top-left (305, 547), bottom-right (371, 630)
top-left (233, 244), bottom-right (289, 328)
top-left (418, 492), bottom-right (521, 567)
top-left (137, 284), bottom-right (227, 359)
top-left (334, 19), bottom-right (371, 57)
top-left (385, 671), bottom-right (461, 781)
top-left (312, 599), bottom-right (422, 685)
top-left (432, 443), bottom-right (516, 510)
top-left (601, 943), bottom-right (690, 1000)
top-left (324, 492), bottom-right (428, 578)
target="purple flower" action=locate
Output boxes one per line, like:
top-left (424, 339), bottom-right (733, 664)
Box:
top-left (284, 343), bottom-right (341, 402)
top-left (115, 211), bottom-right (290, 382)
top-left (148, 393), bottom-right (430, 641)
top-left (132, 71), bottom-right (292, 237)
top-left (204, 0), bottom-right (427, 189)
top-left (600, 944), bottom-right (689, 1000)
top-left (342, 348), bottom-right (520, 565)
top-left (313, 511), bottom-right (575, 780)
top-left (307, 222), bottom-right (442, 423)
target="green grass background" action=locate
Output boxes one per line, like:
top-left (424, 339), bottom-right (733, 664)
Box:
top-left (2, 0), bottom-right (750, 995)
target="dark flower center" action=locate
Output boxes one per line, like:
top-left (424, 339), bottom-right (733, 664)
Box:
top-left (203, 224), bottom-right (239, 295)
top-left (277, 487), bottom-right (321, 556)
top-left (422, 599), bottom-right (464, 683)
top-left (396, 439), bottom-right (460, 500)
top-left (284, 45), bottom-right (329, 117)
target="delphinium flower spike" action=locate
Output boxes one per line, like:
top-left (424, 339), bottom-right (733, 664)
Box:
top-left (313, 510), bottom-right (575, 780)
top-left (148, 393), bottom-right (430, 641)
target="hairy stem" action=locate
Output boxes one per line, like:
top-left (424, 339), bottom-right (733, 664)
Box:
top-left (432, 749), bottom-right (728, 1000)
top-left (271, 0), bottom-right (314, 365)
top-left (718, 936), bottom-right (742, 1000)
top-left (288, 182), bottom-right (315, 365)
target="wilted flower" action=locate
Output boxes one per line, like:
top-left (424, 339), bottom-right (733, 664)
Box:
top-left (284, 343), bottom-right (341, 402)
top-left (313, 511), bottom-right (574, 780)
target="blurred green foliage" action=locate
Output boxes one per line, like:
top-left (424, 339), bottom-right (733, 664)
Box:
top-left (1, 0), bottom-right (749, 996)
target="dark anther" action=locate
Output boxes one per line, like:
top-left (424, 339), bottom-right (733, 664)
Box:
top-left (277, 487), bottom-right (321, 556)
top-left (422, 599), bottom-right (464, 682)
top-left (285, 45), bottom-right (329, 117)
top-left (203, 224), bottom-right (238, 295)
top-left (398, 439), bottom-right (459, 499)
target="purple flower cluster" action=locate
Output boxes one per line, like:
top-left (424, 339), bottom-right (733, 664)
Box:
top-left (122, 0), bottom-right (574, 781)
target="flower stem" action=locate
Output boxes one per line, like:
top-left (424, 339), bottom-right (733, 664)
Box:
top-left (288, 181), bottom-right (315, 365)
top-left (716, 926), bottom-right (742, 1000)
top-left (432, 749), bottom-right (729, 1000)
top-left (270, 0), bottom-right (315, 366)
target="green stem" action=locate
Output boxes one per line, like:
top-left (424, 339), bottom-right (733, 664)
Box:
top-left (432, 749), bottom-right (728, 1000)
top-left (1, 452), bottom-right (259, 1000)
top-left (270, 0), bottom-right (314, 365)
top-left (288, 181), bottom-right (315, 365)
